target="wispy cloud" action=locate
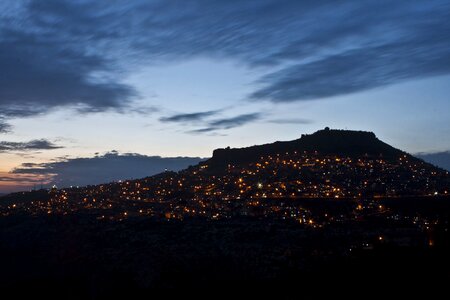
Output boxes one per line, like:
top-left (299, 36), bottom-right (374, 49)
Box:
top-left (209, 113), bottom-right (261, 129)
top-left (250, 37), bottom-right (450, 102)
top-left (0, 29), bottom-right (136, 118)
top-left (0, 120), bottom-right (12, 133)
top-left (188, 113), bottom-right (262, 134)
top-left (0, 171), bottom-right (53, 194)
top-left (1, 0), bottom-right (449, 119)
top-left (160, 110), bottom-right (220, 124)
top-left (0, 174), bottom-right (51, 183)
top-left (187, 127), bottom-right (218, 134)
top-left (0, 139), bottom-right (63, 152)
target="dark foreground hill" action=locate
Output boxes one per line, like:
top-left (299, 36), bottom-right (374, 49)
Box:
top-left (0, 204), bottom-right (449, 299)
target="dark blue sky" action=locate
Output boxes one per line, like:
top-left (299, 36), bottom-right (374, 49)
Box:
top-left (1, 0), bottom-right (449, 192)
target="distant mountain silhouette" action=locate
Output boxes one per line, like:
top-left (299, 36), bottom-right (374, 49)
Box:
top-left (416, 151), bottom-right (450, 172)
top-left (10, 152), bottom-right (205, 190)
top-left (209, 128), bottom-right (406, 170)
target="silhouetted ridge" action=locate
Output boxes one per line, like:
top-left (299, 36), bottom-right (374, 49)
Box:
top-left (209, 128), bottom-right (404, 169)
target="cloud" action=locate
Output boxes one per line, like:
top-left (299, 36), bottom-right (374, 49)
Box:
top-left (11, 151), bottom-right (205, 188)
top-left (209, 113), bottom-right (261, 129)
top-left (187, 127), bottom-right (219, 134)
top-left (268, 118), bottom-right (312, 125)
top-left (160, 110), bottom-right (220, 123)
top-left (128, 106), bottom-right (160, 115)
top-left (188, 113), bottom-right (262, 134)
top-left (250, 37), bottom-right (450, 102)
top-left (159, 109), bottom-right (260, 133)
top-left (0, 174), bottom-right (48, 183)
top-left (0, 171), bottom-right (53, 194)
top-left (0, 3), bottom-right (136, 118)
top-left (416, 151), bottom-right (450, 171)
top-left (0, 30), bottom-right (136, 117)
top-left (0, 120), bottom-right (12, 133)
top-left (1, 0), bottom-right (449, 118)
top-left (0, 139), bottom-right (63, 152)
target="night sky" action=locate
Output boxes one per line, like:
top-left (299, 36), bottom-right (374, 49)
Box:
top-left (1, 0), bottom-right (449, 192)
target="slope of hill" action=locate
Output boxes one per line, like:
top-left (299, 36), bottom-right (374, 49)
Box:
top-left (1, 129), bottom-right (449, 218)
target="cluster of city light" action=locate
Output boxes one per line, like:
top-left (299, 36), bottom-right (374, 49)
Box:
top-left (1, 152), bottom-right (447, 237)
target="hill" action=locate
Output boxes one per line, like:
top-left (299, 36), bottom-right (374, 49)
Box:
top-left (209, 128), bottom-right (405, 170)
top-left (1, 128), bottom-right (449, 218)
top-left (1, 128), bottom-right (449, 299)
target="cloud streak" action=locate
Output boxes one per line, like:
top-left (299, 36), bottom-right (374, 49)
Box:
top-left (0, 29), bottom-right (136, 118)
top-left (209, 113), bottom-right (261, 129)
top-left (250, 37), bottom-right (450, 102)
top-left (0, 120), bottom-right (12, 133)
top-left (160, 110), bottom-right (220, 124)
top-left (0, 171), bottom-right (54, 194)
top-left (1, 0), bottom-right (449, 119)
top-left (188, 113), bottom-right (262, 134)
top-left (0, 174), bottom-right (50, 183)
top-left (0, 139), bottom-right (63, 152)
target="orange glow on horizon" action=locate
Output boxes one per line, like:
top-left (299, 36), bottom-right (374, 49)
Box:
top-left (0, 171), bottom-right (54, 193)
